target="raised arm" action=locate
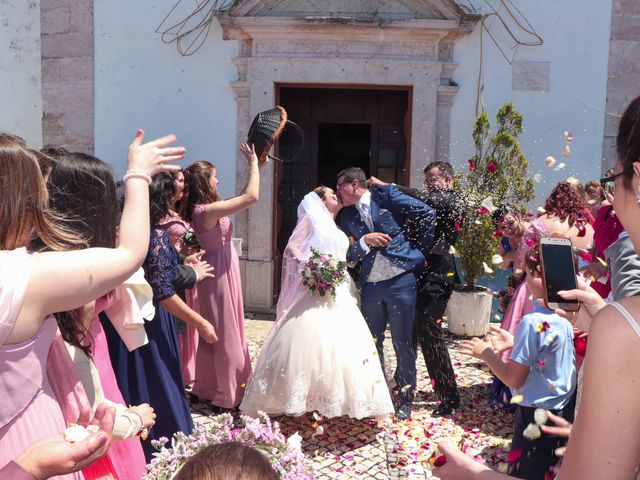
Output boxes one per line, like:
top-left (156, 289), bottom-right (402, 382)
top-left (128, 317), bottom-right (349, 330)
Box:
top-left (200, 143), bottom-right (263, 228)
top-left (13, 131), bottom-right (184, 344)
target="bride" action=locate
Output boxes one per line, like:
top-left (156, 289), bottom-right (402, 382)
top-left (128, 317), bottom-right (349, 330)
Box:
top-left (240, 187), bottom-right (394, 420)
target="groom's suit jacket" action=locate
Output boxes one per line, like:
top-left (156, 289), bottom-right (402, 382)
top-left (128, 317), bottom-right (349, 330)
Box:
top-left (339, 185), bottom-right (435, 285)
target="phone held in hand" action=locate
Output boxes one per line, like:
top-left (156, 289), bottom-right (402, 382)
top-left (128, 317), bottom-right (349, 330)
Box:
top-left (540, 237), bottom-right (580, 311)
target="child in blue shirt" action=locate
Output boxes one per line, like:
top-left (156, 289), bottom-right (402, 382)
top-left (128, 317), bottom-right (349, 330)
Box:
top-left (461, 243), bottom-right (577, 480)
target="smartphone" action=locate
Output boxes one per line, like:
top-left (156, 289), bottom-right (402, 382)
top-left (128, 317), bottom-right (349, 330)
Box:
top-left (539, 237), bottom-right (580, 311)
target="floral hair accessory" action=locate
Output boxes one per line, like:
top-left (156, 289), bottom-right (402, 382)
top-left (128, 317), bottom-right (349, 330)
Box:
top-left (144, 412), bottom-right (311, 479)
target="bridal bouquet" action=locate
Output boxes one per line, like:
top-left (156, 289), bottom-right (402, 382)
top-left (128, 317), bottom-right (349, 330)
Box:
top-left (300, 247), bottom-right (347, 299)
top-left (143, 412), bottom-right (312, 480)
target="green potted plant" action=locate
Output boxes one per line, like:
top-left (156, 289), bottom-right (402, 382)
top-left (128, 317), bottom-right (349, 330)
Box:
top-left (447, 103), bottom-right (535, 336)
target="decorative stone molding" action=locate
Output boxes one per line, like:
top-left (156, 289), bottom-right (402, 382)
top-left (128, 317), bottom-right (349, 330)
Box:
top-left (40, 0), bottom-right (94, 153)
top-left (602, 0), bottom-right (640, 171)
top-left (218, 0), bottom-right (479, 311)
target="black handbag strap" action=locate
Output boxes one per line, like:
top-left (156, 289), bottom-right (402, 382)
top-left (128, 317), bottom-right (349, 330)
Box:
top-left (268, 120), bottom-right (305, 164)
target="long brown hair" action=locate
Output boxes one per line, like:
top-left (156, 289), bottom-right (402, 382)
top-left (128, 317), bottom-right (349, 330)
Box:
top-left (180, 161), bottom-right (219, 223)
top-left (174, 442), bottom-right (278, 480)
top-left (41, 152), bottom-right (118, 357)
top-left (0, 134), bottom-right (84, 251)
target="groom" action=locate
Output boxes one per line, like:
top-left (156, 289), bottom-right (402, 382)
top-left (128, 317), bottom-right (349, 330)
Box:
top-left (336, 167), bottom-right (435, 420)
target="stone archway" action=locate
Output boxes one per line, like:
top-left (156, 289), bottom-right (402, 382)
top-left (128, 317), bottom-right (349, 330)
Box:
top-left (218, 0), bottom-right (479, 312)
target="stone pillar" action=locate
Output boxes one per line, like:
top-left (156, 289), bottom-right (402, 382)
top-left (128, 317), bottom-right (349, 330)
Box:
top-left (40, 0), bottom-right (94, 153)
top-left (602, 0), bottom-right (640, 171)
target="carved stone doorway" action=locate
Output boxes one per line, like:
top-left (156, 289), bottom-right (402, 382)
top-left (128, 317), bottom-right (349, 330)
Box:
top-left (273, 86), bottom-right (410, 301)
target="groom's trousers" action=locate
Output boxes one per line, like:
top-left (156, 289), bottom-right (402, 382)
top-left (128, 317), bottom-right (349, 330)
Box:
top-left (361, 271), bottom-right (417, 405)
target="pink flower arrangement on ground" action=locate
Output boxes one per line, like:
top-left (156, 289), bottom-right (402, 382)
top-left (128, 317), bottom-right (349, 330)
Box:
top-left (143, 412), bottom-right (312, 479)
top-left (300, 247), bottom-right (347, 299)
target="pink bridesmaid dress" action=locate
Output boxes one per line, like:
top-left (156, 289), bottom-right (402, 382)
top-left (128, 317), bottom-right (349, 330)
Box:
top-left (0, 248), bottom-right (82, 480)
top-left (499, 218), bottom-right (550, 362)
top-left (159, 214), bottom-right (200, 386)
top-left (190, 206), bottom-right (251, 408)
top-left (88, 296), bottom-right (146, 480)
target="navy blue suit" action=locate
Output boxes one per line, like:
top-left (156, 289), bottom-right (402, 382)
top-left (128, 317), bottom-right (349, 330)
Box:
top-left (339, 185), bottom-right (435, 405)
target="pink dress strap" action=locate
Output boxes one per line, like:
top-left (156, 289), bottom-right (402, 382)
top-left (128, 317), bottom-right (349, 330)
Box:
top-left (0, 248), bottom-right (36, 346)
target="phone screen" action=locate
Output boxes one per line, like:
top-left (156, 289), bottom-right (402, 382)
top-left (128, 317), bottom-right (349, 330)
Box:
top-left (541, 242), bottom-right (578, 304)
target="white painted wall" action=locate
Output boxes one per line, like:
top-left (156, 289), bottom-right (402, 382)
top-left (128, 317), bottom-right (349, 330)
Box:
top-left (449, 0), bottom-right (612, 203)
top-left (0, 1), bottom-right (43, 146)
top-left (94, 0), bottom-right (239, 198)
top-left (94, 0), bottom-right (611, 205)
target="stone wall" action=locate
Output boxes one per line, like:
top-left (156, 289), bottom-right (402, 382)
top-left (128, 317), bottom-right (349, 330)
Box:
top-left (603, 0), bottom-right (640, 170)
top-left (40, 0), bottom-right (94, 152)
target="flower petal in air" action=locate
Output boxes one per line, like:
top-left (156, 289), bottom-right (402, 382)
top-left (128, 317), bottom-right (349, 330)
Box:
top-left (480, 197), bottom-right (498, 213)
top-left (545, 156), bottom-right (556, 167)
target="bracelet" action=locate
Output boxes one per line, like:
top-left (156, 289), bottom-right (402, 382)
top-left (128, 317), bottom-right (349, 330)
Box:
top-left (123, 171), bottom-right (152, 185)
top-left (129, 411), bottom-right (150, 440)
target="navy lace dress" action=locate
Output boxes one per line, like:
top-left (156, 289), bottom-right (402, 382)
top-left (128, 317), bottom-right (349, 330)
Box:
top-left (102, 228), bottom-right (193, 461)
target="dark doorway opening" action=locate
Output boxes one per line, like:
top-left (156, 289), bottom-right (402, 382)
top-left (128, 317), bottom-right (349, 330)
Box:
top-left (317, 123), bottom-right (371, 187)
top-left (273, 86), bottom-right (411, 304)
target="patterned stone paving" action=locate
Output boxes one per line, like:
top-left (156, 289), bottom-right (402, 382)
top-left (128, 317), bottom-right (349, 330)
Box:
top-left (191, 318), bottom-right (514, 479)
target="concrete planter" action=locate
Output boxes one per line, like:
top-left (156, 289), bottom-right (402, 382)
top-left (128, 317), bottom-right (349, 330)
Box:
top-left (445, 288), bottom-right (493, 337)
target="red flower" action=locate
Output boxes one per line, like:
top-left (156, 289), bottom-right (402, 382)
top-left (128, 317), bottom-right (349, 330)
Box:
top-left (579, 251), bottom-right (593, 263)
top-left (486, 161), bottom-right (497, 173)
top-left (526, 211), bottom-right (534, 217)
top-left (507, 449), bottom-right (523, 463)
top-left (468, 159), bottom-right (476, 170)
top-left (492, 230), bottom-right (504, 237)
top-left (544, 472), bottom-right (555, 480)
top-left (455, 221), bottom-right (462, 232)
top-left (477, 207), bottom-right (490, 215)
top-left (434, 455), bottom-right (447, 467)
top-left (525, 238), bottom-right (536, 248)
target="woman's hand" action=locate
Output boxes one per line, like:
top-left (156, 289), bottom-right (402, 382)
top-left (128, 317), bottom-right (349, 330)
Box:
top-left (239, 143), bottom-right (260, 167)
top-left (579, 261), bottom-right (607, 282)
top-left (127, 130), bottom-right (185, 176)
top-left (127, 403), bottom-right (156, 428)
top-left (432, 441), bottom-right (493, 480)
top-left (539, 410), bottom-right (572, 457)
top-left (16, 405), bottom-right (115, 480)
top-left (185, 251), bottom-right (215, 283)
top-left (197, 319), bottom-right (218, 344)
top-left (535, 276), bottom-right (605, 332)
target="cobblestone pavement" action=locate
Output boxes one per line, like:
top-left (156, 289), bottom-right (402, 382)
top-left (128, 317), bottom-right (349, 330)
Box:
top-left (191, 318), bottom-right (514, 479)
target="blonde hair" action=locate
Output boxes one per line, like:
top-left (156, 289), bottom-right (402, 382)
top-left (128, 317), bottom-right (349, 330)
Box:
top-left (0, 134), bottom-right (86, 251)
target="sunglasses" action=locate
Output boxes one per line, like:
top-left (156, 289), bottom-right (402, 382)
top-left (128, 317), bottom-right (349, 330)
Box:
top-left (600, 171), bottom-right (624, 194)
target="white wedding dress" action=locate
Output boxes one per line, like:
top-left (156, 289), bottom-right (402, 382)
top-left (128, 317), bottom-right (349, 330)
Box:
top-left (240, 192), bottom-right (394, 419)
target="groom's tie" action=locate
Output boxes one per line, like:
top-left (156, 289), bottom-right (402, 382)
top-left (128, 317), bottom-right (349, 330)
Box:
top-left (357, 203), bottom-right (374, 231)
